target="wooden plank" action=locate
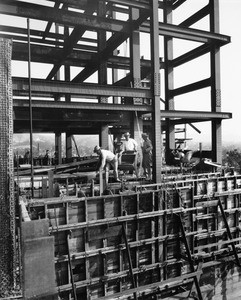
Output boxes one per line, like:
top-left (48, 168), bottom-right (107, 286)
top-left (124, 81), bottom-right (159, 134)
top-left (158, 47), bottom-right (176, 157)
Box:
top-left (23, 236), bottom-right (57, 299)
top-left (88, 225), bottom-right (122, 241)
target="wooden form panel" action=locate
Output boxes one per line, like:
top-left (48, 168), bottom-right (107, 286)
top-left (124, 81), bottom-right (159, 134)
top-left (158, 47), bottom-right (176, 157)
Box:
top-left (33, 173), bottom-right (241, 299)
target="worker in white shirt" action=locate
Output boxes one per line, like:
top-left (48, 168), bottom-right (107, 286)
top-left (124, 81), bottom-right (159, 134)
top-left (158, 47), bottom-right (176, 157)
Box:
top-left (122, 132), bottom-right (138, 152)
top-left (93, 146), bottom-right (121, 184)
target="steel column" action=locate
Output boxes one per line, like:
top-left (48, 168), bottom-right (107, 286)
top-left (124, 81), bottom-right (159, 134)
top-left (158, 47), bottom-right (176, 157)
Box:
top-left (164, 0), bottom-right (175, 162)
top-left (0, 38), bottom-right (15, 296)
top-left (98, 0), bottom-right (108, 104)
top-left (150, 0), bottom-right (162, 183)
top-left (210, 0), bottom-right (222, 163)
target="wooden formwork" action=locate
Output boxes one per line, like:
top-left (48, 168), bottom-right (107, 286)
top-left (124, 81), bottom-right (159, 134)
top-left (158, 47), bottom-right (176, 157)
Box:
top-left (26, 173), bottom-right (241, 299)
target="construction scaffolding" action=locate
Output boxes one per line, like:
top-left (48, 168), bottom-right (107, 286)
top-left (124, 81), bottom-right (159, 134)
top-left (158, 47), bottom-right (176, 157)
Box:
top-left (19, 172), bottom-right (241, 299)
top-left (0, 1), bottom-right (236, 299)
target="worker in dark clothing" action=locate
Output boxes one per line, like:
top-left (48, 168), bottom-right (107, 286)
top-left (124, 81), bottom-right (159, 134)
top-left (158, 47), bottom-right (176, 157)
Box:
top-left (44, 149), bottom-right (51, 165)
top-left (114, 135), bottom-right (124, 164)
top-left (24, 150), bottom-right (30, 164)
top-left (94, 146), bottom-right (121, 184)
top-left (141, 133), bottom-right (153, 179)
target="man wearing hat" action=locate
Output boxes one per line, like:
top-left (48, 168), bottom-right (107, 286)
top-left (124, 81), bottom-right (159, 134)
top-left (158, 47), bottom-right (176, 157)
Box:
top-left (141, 133), bottom-right (153, 179)
top-left (93, 146), bottom-right (120, 184)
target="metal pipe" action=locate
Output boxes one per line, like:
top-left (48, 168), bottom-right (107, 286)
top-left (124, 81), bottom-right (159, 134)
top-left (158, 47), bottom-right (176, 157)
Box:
top-left (27, 18), bottom-right (34, 198)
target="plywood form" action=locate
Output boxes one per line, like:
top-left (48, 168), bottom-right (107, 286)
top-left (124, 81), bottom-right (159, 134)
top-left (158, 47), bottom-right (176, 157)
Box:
top-left (28, 173), bottom-right (241, 299)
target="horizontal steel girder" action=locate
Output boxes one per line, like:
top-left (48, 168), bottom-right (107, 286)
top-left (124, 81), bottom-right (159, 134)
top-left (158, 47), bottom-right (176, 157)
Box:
top-left (12, 77), bottom-right (152, 99)
top-left (46, 0), bottom-right (151, 10)
top-left (0, 1), bottom-right (129, 33)
top-left (140, 21), bottom-right (230, 44)
top-left (13, 99), bottom-right (232, 120)
top-left (143, 110), bottom-right (232, 120)
top-left (0, 1), bottom-right (230, 46)
top-left (11, 42), bottom-right (162, 71)
top-left (13, 99), bottom-right (152, 112)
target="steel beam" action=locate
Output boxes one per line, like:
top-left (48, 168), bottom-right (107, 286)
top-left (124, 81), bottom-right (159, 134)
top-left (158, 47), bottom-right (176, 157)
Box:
top-left (106, 0), bottom-right (151, 10)
top-left (72, 9), bottom-right (151, 83)
top-left (11, 42), bottom-right (160, 71)
top-left (0, 25), bottom-right (97, 45)
top-left (172, 44), bottom-right (211, 68)
top-left (0, 1), bottom-right (128, 33)
top-left (12, 77), bottom-right (152, 99)
top-left (46, 1), bottom-right (98, 80)
top-left (161, 110), bottom-right (232, 120)
top-left (179, 5), bottom-right (210, 27)
top-left (171, 78), bottom-right (211, 97)
top-left (13, 99), bottom-right (153, 112)
top-left (140, 21), bottom-right (230, 44)
top-left (13, 99), bottom-right (232, 120)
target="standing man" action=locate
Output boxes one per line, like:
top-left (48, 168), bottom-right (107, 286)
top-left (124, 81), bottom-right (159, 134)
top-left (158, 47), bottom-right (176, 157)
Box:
top-left (141, 133), bottom-right (153, 179)
top-left (122, 132), bottom-right (138, 153)
top-left (121, 132), bottom-right (139, 177)
top-left (93, 146), bottom-right (121, 184)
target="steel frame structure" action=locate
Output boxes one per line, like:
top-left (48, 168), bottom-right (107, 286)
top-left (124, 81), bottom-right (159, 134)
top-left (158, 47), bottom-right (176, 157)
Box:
top-left (0, 0), bottom-right (231, 182)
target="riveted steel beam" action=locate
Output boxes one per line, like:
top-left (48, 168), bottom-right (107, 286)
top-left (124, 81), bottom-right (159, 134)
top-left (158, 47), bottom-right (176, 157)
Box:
top-left (140, 21), bottom-right (230, 44)
top-left (179, 5), bottom-right (210, 27)
top-left (13, 99), bottom-right (232, 120)
top-left (13, 99), bottom-right (153, 112)
top-left (172, 44), bottom-right (211, 68)
top-left (0, 1), bottom-right (128, 33)
top-left (12, 77), bottom-right (152, 99)
top-left (170, 78), bottom-right (211, 97)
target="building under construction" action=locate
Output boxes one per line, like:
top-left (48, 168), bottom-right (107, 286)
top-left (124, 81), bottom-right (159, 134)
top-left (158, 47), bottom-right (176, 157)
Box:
top-left (1, 1), bottom-right (241, 299)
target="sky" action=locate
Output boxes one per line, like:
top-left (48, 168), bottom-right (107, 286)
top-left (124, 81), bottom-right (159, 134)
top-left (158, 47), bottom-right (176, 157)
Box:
top-left (174, 0), bottom-right (241, 146)
top-left (1, 0), bottom-right (241, 148)
top-left (219, 0), bottom-right (241, 145)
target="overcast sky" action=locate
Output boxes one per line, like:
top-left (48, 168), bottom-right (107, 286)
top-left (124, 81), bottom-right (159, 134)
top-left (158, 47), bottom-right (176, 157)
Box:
top-left (219, 0), bottom-right (241, 144)
top-left (166, 0), bottom-right (241, 146)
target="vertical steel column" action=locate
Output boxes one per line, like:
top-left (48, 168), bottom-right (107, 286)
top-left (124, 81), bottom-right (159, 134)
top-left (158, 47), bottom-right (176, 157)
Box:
top-left (54, 23), bottom-right (62, 165)
top-left (27, 19), bottom-right (34, 198)
top-left (98, 1), bottom-right (109, 149)
top-left (63, 24), bottom-right (73, 161)
top-left (66, 132), bottom-right (72, 161)
top-left (210, 0), bottom-right (222, 163)
top-left (55, 132), bottom-right (62, 165)
top-left (130, 7), bottom-right (143, 160)
top-left (100, 125), bottom-right (109, 150)
top-left (98, 0), bottom-right (108, 104)
top-left (0, 38), bottom-right (15, 296)
top-left (150, 0), bottom-right (162, 183)
top-left (111, 5), bottom-right (119, 104)
top-left (163, 0), bottom-right (176, 162)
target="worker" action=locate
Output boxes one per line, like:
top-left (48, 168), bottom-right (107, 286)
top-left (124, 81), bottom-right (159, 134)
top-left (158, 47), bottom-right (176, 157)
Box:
top-left (120, 132), bottom-right (139, 177)
top-left (114, 134), bottom-right (124, 164)
top-left (24, 150), bottom-right (30, 164)
top-left (93, 146), bottom-right (121, 184)
top-left (174, 146), bottom-right (185, 171)
top-left (44, 149), bottom-right (51, 165)
top-left (122, 132), bottom-right (138, 153)
top-left (141, 133), bottom-right (153, 179)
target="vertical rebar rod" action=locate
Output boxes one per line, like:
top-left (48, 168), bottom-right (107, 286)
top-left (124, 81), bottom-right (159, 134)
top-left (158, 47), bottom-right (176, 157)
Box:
top-left (27, 18), bottom-right (34, 198)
